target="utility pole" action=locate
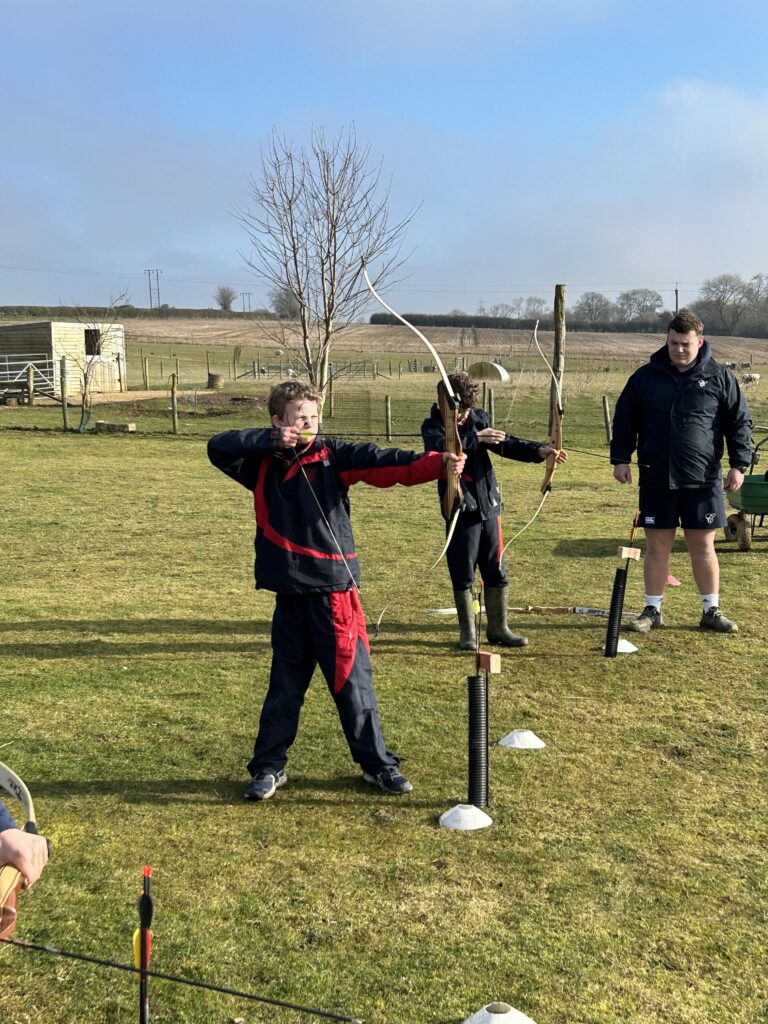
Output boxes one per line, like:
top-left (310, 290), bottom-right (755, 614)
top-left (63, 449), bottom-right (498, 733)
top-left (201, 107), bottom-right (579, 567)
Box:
top-left (675, 282), bottom-right (679, 314)
top-left (144, 269), bottom-right (162, 309)
top-left (240, 292), bottom-right (252, 312)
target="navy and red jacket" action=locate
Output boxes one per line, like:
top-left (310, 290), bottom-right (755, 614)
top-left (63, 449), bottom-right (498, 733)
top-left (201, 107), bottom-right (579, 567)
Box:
top-left (610, 342), bottom-right (752, 490)
top-left (0, 801), bottom-right (15, 832)
top-left (208, 428), bottom-right (445, 594)
top-left (421, 404), bottom-right (543, 521)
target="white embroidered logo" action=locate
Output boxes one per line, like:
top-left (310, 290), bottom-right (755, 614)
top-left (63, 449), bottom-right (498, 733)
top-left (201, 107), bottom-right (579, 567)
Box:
top-left (698, 380), bottom-right (706, 387)
top-left (644, 516), bottom-right (655, 525)
top-left (705, 512), bottom-right (717, 524)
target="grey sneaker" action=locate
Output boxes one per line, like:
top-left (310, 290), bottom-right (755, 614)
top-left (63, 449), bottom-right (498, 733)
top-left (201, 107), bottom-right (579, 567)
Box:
top-left (626, 605), bottom-right (663, 632)
top-left (699, 608), bottom-right (739, 633)
top-left (244, 769), bottom-right (287, 801)
top-left (362, 766), bottom-right (413, 795)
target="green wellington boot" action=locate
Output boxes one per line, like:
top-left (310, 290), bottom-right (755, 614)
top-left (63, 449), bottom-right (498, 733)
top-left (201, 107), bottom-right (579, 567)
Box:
top-left (485, 586), bottom-right (528, 647)
top-left (453, 589), bottom-right (477, 651)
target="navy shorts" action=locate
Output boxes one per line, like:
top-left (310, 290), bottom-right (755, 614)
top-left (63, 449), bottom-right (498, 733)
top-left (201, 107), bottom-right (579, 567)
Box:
top-left (638, 485), bottom-right (726, 530)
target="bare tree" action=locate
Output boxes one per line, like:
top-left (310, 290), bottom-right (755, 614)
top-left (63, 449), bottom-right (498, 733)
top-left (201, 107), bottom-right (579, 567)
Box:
top-left (699, 274), bottom-right (751, 335)
top-left (269, 284), bottom-right (302, 320)
top-left (616, 288), bottom-right (663, 322)
top-left (237, 126), bottom-right (416, 399)
top-left (524, 296), bottom-right (546, 317)
top-left (71, 294), bottom-right (128, 431)
top-left (571, 291), bottom-right (616, 327)
top-left (214, 285), bottom-right (238, 311)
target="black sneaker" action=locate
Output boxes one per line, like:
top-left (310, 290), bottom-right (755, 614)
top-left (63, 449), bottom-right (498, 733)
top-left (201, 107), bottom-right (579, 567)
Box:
top-left (699, 607), bottom-right (739, 633)
top-left (626, 606), bottom-right (663, 633)
top-left (362, 766), bottom-right (413, 795)
top-left (244, 769), bottom-right (287, 801)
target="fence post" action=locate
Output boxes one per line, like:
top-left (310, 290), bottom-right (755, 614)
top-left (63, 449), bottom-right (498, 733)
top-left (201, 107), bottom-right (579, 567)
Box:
top-left (160, 357), bottom-right (164, 379)
top-left (602, 394), bottom-right (613, 443)
top-left (488, 387), bottom-right (495, 426)
top-left (142, 357), bottom-right (149, 389)
top-left (26, 365), bottom-right (35, 405)
top-left (171, 373), bottom-right (179, 434)
top-left (481, 381), bottom-right (487, 410)
top-left (385, 395), bottom-right (392, 442)
top-left (60, 358), bottom-right (69, 431)
top-left (328, 375), bottom-right (334, 418)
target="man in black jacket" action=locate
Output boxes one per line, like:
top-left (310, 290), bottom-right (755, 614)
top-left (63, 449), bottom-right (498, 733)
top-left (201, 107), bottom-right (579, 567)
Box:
top-left (611, 310), bottom-right (752, 634)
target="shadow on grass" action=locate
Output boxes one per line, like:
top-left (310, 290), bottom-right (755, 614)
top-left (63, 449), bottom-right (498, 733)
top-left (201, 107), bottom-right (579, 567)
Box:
top-left (29, 775), bottom-right (443, 811)
top-left (0, 618), bottom-right (272, 658)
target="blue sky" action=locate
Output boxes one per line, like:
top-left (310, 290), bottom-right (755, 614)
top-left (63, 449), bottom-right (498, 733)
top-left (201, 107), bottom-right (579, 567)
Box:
top-left (2, 0), bottom-right (767, 314)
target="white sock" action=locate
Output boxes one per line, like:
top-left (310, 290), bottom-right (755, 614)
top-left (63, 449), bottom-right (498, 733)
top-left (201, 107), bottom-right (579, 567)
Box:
top-left (645, 595), bottom-right (663, 611)
top-left (701, 593), bottom-right (719, 612)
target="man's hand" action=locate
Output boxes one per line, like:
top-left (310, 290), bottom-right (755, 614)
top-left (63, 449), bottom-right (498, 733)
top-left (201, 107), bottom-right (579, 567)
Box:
top-left (0, 828), bottom-right (48, 888)
top-left (613, 463), bottom-right (632, 484)
top-left (724, 468), bottom-right (745, 493)
top-left (443, 451), bottom-right (466, 476)
top-left (537, 445), bottom-right (567, 465)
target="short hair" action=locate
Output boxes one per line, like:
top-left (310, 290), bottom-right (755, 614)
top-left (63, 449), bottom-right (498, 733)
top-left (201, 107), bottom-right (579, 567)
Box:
top-left (268, 379), bottom-right (321, 418)
top-left (438, 372), bottom-right (480, 409)
top-left (668, 310), bottom-right (704, 336)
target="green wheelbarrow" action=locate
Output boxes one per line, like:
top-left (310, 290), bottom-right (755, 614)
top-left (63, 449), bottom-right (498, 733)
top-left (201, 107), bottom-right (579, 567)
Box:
top-left (724, 429), bottom-right (768, 551)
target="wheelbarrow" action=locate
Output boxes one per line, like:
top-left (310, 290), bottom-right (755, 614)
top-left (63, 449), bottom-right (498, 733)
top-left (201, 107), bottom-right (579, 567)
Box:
top-left (724, 428), bottom-right (768, 551)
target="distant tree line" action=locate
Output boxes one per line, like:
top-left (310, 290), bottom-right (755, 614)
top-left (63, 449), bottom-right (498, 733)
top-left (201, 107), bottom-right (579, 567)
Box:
top-left (0, 303), bottom-right (277, 321)
top-left (369, 273), bottom-right (768, 338)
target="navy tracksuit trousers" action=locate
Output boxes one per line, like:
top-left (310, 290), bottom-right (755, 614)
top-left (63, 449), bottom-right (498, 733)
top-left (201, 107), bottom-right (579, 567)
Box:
top-left (247, 590), bottom-right (399, 776)
top-left (447, 511), bottom-right (507, 591)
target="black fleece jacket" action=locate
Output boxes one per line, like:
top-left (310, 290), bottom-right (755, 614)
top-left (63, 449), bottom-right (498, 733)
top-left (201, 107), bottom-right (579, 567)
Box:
top-left (421, 404), bottom-right (543, 521)
top-left (610, 342), bottom-right (752, 489)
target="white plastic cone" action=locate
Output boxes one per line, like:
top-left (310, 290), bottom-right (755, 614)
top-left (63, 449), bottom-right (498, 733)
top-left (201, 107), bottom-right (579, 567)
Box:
top-left (462, 1001), bottom-right (537, 1024)
top-left (498, 730), bottom-right (545, 749)
top-left (439, 803), bottom-right (492, 830)
top-left (602, 638), bottom-right (638, 654)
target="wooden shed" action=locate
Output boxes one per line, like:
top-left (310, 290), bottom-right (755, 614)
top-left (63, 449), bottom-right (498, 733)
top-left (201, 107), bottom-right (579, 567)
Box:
top-left (0, 321), bottom-right (127, 399)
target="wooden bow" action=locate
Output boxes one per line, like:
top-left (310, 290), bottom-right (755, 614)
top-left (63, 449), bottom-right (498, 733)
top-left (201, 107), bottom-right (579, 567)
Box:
top-left (362, 264), bottom-right (464, 534)
top-left (0, 761), bottom-right (45, 939)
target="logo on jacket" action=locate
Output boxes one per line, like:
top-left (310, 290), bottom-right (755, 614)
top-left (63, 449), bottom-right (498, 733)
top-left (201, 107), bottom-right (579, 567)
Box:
top-left (705, 512), bottom-right (717, 524)
top-left (698, 380), bottom-right (706, 387)
top-left (644, 515), bottom-right (655, 525)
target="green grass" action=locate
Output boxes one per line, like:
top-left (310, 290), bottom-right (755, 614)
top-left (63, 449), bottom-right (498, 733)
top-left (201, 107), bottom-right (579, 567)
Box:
top-left (0, 394), bottom-right (766, 1024)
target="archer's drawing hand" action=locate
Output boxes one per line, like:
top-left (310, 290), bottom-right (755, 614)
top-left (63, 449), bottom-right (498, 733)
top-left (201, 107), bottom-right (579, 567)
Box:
top-left (476, 427), bottom-right (507, 445)
top-left (443, 452), bottom-right (466, 477)
top-left (0, 828), bottom-right (49, 888)
top-left (613, 463), bottom-right (632, 484)
top-left (538, 445), bottom-right (567, 464)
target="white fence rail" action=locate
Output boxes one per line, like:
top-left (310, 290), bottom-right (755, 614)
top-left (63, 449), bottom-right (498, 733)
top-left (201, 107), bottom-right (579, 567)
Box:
top-left (0, 354), bottom-right (58, 397)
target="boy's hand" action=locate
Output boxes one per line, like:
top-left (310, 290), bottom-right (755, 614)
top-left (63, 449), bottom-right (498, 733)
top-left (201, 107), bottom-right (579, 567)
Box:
top-left (273, 425), bottom-right (312, 448)
top-left (476, 427), bottom-right (507, 445)
top-left (0, 828), bottom-right (49, 888)
top-left (538, 445), bottom-right (567, 465)
top-left (443, 451), bottom-right (466, 476)
top-left (613, 463), bottom-right (632, 484)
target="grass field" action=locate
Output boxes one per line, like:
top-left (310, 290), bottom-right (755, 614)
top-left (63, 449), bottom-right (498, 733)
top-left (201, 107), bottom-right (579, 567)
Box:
top-left (0, 369), bottom-right (766, 1023)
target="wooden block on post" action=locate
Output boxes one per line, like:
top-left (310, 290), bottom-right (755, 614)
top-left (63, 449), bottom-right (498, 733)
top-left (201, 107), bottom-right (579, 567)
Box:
top-left (617, 546), bottom-right (642, 560)
top-left (476, 651), bottom-right (502, 674)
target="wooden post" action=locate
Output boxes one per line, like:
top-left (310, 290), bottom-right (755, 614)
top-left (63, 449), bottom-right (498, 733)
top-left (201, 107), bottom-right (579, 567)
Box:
top-left (551, 285), bottom-right (566, 435)
top-left (488, 387), bottom-right (495, 426)
top-left (206, 351), bottom-right (211, 374)
top-left (60, 358), bottom-right (69, 431)
top-left (233, 355), bottom-right (238, 380)
top-left (175, 355), bottom-right (180, 378)
top-left (602, 394), bottom-right (613, 443)
top-left (160, 357), bottom-right (164, 379)
top-left (328, 375), bottom-right (334, 418)
top-left (256, 349), bottom-right (261, 376)
top-left (116, 352), bottom-right (124, 392)
top-left (398, 361), bottom-right (402, 379)
top-left (481, 381), bottom-right (487, 410)
top-left (142, 357), bottom-right (149, 390)
top-left (26, 364), bottom-right (35, 405)
top-left (385, 395), bottom-right (392, 442)
top-left (171, 373), bottom-right (179, 434)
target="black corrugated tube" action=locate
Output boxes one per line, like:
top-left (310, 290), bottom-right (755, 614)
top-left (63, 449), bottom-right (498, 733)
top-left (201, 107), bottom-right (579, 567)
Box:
top-left (604, 565), bottom-right (628, 657)
top-left (467, 674), bottom-right (488, 807)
